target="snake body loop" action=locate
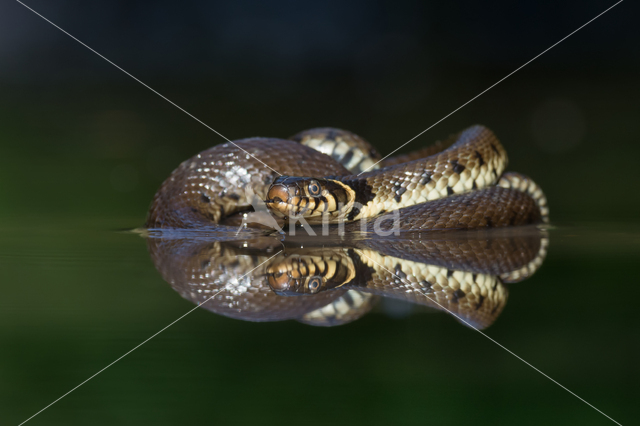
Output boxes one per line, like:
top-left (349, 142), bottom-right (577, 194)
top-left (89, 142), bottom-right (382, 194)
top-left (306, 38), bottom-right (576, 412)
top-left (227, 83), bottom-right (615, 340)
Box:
top-left (265, 125), bottom-right (509, 223)
top-left (291, 127), bottom-right (382, 174)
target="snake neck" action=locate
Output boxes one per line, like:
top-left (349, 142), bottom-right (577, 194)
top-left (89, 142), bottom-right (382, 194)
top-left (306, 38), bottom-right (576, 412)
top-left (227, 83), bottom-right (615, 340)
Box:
top-left (328, 179), bottom-right (358, 222)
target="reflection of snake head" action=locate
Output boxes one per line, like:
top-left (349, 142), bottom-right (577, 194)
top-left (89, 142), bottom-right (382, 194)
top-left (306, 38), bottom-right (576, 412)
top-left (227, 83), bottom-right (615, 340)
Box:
top-left (265, 176), bottom-right (355, 223)
top-left (265, 253), bottom-right (356, 296)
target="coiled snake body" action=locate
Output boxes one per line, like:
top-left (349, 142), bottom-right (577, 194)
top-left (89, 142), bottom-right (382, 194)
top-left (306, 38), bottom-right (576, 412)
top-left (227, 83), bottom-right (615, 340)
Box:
top-left (146, 126), bottom-right (549, 327)
top-left (146, 125), bottom-right (548, 231)
top-left (148, 229), bottom-right (548, 328)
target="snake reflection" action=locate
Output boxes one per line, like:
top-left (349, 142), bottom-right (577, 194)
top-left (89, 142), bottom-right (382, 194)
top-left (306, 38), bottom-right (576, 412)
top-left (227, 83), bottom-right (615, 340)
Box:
top-left (147, 228), bottom-right (548, 329)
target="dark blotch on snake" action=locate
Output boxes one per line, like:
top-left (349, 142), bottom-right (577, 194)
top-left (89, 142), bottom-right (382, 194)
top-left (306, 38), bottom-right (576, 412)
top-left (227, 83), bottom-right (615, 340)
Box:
top-left (447, 186), bottom-right (454, 196)
top-left (420, 172), bottom-right (432, 185)
top-left (421, 281), bottom-right (434, 293)
top-left (344, 179), bottom-right (376, 206)
top-left (318, 196), bottom-right (329, 213)
top-left (201, 193), bottom-right (211, 203)
top-left (451, 160), bottom-right (465, 175)
top-left (475, 150), bottom-right (485, 166)
top-left (394, 264), bottom-right (406, 280)
top-left (343, 291), bottom-right (357, 307)
top-left (326, 129), bottom-right (338, 140)
top-left (347, 206), bottom-right (361, 221)
top-left (341, 150), bottom-right (354, 166)
top-left (349, 249), bottom-right (375, 286)
top-left (475, 295), bottom-right (485, 310)
top-left (394, 186), bottom-right (407, 202)
top-left (452, 289), bottom-right (466, 303)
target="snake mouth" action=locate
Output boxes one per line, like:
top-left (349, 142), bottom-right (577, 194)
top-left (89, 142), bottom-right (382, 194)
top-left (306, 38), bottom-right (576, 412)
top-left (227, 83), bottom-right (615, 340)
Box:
top-left (265, 176), bottom-right (356, 223)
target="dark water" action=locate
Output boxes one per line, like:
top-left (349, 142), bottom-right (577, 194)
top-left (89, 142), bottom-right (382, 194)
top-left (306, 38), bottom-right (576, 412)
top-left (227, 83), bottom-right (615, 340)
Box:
top-left (2, 217), bottom-right (638, 425)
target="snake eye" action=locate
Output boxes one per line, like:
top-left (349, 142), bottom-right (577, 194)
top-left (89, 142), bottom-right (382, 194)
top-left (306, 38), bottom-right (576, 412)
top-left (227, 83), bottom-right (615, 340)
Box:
top-left (307, 180), bottom-right (321, 197)
top-left (307, 277), bottom-right (322, 292)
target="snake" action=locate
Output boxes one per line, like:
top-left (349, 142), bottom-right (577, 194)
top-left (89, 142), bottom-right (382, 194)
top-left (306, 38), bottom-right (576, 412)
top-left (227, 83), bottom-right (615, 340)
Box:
top-left (145, 125), bottom-right (549, 231)
top-left (147, 227), bottom-right (549, 328)
top-left (145, 126), bottom-right (549, 327)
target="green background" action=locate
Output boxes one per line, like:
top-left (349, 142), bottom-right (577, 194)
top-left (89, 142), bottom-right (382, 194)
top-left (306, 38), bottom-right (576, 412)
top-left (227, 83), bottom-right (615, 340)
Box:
top-left (1, 1), bottom-right (638, 425)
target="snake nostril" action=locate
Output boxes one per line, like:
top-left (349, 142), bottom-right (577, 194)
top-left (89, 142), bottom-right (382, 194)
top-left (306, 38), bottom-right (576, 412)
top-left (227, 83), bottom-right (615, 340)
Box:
top-left (288, 186), bottom-right (301, 197)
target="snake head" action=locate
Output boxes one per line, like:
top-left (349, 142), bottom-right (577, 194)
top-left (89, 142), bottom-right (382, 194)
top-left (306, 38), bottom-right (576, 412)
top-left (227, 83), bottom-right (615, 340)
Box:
top-left (264, 176), bottom-right (355, 223)
top-left (266, 271), bottom-right (328, 296)
top-left (265, 253), bottom-right (355, 296)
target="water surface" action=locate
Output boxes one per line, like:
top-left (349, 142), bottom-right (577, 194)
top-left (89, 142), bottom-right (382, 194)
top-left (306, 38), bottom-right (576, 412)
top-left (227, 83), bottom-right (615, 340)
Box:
top-left (1, 219), bottom-right (637, 425)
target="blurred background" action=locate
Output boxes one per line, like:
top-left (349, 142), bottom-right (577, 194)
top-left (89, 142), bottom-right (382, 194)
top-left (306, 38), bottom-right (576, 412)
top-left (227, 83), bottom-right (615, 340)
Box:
top-left (1, 0), bottom-right (638, 223)
top-left (1, 1), bottom-right (638, 425)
